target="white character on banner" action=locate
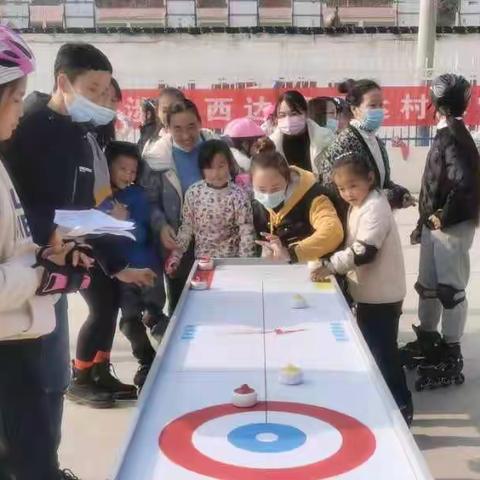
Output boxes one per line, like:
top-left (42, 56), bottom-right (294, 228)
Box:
top-left (205, 98), bottom-right (233, 122)
top-left (244, 96), bottom-right (271, 121)
top-left (383, 99), bottom-right (391, 120)
top-left (400, 93), bottom-right (429, 121)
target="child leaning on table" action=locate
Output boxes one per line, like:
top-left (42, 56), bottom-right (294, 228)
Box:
top-left (310, 151), bottom-right (413, 425)
top-left (165, 140), bottom-right (256, 276)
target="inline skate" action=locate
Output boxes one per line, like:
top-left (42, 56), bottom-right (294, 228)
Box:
top-left (399, 325), bottom-right (441, 370)
top-left (415, 341), bottom-right (465, 391)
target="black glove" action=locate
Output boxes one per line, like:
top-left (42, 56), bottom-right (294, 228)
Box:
top-left (33, 244), bottom-right (92, 296)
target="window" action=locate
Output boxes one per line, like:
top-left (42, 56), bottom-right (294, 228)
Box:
top-left (325, 0), bottom-right (394, 6)
top-left (259, 0), bottom-right (292, 26)
top-left (259, 0), bottom-right (291, 7)
top-left (31, 0), bottom-right (63, 5)
top-left (197, 0), bottom-right (226, 7)
top-left (95, 0), bottom-right (165, 7)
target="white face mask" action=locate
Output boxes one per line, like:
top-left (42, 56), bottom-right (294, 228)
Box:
top-left (172, 139), bottom-right (201, 153)
top-left (66, 92), bottom-right (116, 126)
top-left (254, 189), bottom-right (286, 209)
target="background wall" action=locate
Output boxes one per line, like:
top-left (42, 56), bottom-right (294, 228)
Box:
top-left (24, 32), bottom-right (480, 91)
top-left (22, 32), bottom-right (480, 193)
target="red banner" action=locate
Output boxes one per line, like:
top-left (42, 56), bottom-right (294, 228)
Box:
top-left (118, 86), bottom-right (480, 131)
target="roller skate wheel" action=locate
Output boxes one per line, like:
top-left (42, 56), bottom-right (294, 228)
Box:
top-left (441, 377), bottom-right (452, 387)
top-left (455, 374), bottom-right (465, 385)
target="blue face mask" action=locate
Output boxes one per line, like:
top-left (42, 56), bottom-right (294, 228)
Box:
top-left (360, 108), bottom-right (385, 132)
top-left (325, 117), bottom-right (339, 133)
top-left (67, 93), bottom-right (116, 126)
top-left (254, 189), bottom-right (286, 209)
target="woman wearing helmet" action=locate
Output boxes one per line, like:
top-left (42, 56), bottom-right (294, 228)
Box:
top-left (0, 26), bottom-right (91, 479)
top-left (405, 74), bottom-right (480, 392)
top-left (223, 116), bottom-right (265, 173)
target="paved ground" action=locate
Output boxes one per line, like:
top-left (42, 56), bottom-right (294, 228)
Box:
top-left (59, 207), bottom-right (480, 480)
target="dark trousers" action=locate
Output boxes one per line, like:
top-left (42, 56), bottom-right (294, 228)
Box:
top-left (0, 340), bottom-right (58, 480)
top-left (356, 302), bottom-right (412, 409)
top-left (76, 266), bottom-right (119, 362)
top-left (119, 273), bottom-right (167, 366)
top-left (166, 242), bottom-right (195, 316)
top-left (39, 295), bottom-right (70, 456)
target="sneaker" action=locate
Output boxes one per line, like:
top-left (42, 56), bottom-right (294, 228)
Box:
top-left (134, 363), bottom-right (152, 389)
top-left (66, 366), bottom-right (115, 409)
top-left (91, 362), bottom-right (138, 401)
top-left (59, 469), bottom-right (80, 480)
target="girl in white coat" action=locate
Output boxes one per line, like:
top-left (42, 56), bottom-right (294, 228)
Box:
top-left (0, 26), bottom-right (91, 479)
top-left (311, 151), bottom-right (413, 425)
top-left (269, 90), bottom-right (334, 175)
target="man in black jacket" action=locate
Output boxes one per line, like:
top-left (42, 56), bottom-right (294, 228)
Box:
top-left (7, 43), bottom-right (154, 479)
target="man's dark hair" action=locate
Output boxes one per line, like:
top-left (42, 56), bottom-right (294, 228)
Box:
top-left (54, 43), bottom-right (112, 88)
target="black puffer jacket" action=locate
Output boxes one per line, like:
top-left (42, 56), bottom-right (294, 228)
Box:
top-left (418, 123), bottom-right (480, 229)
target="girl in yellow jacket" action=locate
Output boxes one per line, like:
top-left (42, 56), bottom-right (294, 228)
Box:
top-left (252, 138), bottom-right (343, 262)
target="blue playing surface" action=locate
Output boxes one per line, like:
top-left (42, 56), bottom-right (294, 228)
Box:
top-left (227, 423), bottom-right (307, 453)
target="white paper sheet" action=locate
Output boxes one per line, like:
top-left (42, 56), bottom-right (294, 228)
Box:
top-left (55, 209), bottom-right (135, 240)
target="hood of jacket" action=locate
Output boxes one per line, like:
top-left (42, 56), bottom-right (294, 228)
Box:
top-left (142, 128), bottom-right (218, 171)
top-left (23, 91), bottom-right (51, 117)
top-left (270, 119), bottom-right (334, 174)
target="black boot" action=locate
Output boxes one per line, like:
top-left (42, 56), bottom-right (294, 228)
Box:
top-left (66, 365), bottom-right (115, 409)
top-left (134, 363), bottom-right (152, 390)
top-left (91, 362), bottom-right (138, 400)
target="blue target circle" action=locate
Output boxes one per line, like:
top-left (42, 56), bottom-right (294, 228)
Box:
top-left (227, 423), bottom-right (306, 453)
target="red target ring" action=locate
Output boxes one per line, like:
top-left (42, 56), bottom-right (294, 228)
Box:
top-left (159, 401), bottom-right (376, 479)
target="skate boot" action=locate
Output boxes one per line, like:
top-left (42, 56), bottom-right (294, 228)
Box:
top-left (415, 341), bottom-right (465, 392)
top-left (399, 325), bottom-right (441, 370)
top-left (66, 363), bottom-right (115, 408)
top-left (91, 362), bottom-right (138, 401)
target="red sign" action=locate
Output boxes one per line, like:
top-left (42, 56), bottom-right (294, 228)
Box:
top-left (118, 86), bottom-right (480, 130)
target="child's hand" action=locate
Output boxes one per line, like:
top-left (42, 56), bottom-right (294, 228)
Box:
top-left (110, 200), bottom-right (129, 221)
top-left (428, 214), bottom-right (442, 230)
top-left (165, 251), bottom-right (182, 277)
top-left (255, 233), bottom-right (291, 262)
top-left (41, 241), bottom-right (94, 269)
top-left (402, 193), bottom-right (416, 208)
top-left (115, 268), bottom-right (157, 287)
top-left (310, 266), bottom-right (331, 282)
top-left (160, 225), bottom-right (178, 250)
